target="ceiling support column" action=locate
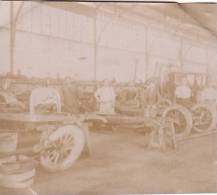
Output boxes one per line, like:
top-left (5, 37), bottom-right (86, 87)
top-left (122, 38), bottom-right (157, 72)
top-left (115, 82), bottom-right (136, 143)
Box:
top-left (93, 10), bottom-right (97, 81)
top-left (145, 27), bottom-right (149, 80)
top-left (9, 1), bottom-right (15, 75)
top-left (179, 35), bottom-right (184, 71)
top-left (9, 1), bottom-right (25, 75)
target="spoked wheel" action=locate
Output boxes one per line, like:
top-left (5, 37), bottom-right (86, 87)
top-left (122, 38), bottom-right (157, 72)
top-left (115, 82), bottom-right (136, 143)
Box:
top-left (192, 104), bottom-right (217, 133)
top-left (40, 125), bottom-right (85, 172)
top-left (163, 104), bottom-right (192, 138)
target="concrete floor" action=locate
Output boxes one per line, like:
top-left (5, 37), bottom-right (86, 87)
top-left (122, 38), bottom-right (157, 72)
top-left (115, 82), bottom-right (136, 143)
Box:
top-left (1, 128), bottom-right (217, 194)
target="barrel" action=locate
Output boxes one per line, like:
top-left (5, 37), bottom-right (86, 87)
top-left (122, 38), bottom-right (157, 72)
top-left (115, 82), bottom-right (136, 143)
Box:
top-left (0, 131), bottom-right (18, 166)
top-left (0, 131), bottom-right (18, 153)
top-left (0, 155), bottom-right (36, 188)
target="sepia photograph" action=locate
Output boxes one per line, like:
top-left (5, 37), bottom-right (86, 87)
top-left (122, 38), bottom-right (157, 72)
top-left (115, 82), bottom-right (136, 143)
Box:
top-left (0, 1), bottom-right (217, 194)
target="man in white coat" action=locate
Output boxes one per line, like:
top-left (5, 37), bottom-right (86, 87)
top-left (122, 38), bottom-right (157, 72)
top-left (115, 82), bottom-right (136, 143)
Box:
top-left (95, 80), bottom-right (116, 114)
top-left (174, 77), bottom-right (192, 107)
top-left (200, 82), bottom-right (217, 103)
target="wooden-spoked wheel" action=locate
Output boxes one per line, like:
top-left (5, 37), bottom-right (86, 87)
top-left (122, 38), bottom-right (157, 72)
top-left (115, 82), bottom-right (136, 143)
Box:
top-left (40, 125), bottom-right (85, 172)
top-left (192, 104), bottom-right (217, 133)
top-left (163, 104), bottom-right (192, 138)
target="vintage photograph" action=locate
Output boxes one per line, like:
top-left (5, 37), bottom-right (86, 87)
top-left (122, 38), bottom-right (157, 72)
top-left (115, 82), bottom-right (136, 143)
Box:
top-left (0, 1), bottom-right (217, 194)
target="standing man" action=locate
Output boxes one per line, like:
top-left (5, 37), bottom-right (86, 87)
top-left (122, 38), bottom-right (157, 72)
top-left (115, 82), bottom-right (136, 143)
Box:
top-left (145, 80), bottom-right (158, 117)
top-left (95, 80), bottom-right (116, 114)
top-left (200, 81), bottom-right (217, 103)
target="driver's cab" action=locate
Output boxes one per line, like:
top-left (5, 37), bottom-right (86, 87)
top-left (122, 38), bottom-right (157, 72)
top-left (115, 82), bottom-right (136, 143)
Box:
top-left (167, 72), bottom-right (207, 104)
top-left (116, 82), bottom-right (140, 109)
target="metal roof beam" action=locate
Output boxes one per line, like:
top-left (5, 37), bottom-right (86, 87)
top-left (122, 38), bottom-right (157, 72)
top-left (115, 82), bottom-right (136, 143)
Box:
top-left (45, 2), bottom-right (97, 17)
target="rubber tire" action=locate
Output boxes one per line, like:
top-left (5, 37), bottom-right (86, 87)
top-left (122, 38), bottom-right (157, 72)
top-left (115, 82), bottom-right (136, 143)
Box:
top-left (40, 125), bottom-right (85, 172)
top-left (0, 178), bottom-right (34, 188)
top-left (163, 104), bottom-right (193, 138)
top-left (192, 104), bottom-right (217, 133)
top-left (0, 169), bottom-right (35, 182)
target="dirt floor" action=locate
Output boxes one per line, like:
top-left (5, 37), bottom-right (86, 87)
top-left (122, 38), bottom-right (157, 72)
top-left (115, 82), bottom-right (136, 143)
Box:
top-left (1, 128), bottom-right (217, 195)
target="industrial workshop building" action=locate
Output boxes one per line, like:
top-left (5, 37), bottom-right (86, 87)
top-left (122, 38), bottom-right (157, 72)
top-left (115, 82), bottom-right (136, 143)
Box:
top-left (0, 1), bottom-right (216, 194)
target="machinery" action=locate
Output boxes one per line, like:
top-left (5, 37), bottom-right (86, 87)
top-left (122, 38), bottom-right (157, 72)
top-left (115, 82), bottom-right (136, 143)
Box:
top-left (0, 70), bottom-right (216, 170)
top-left (0, 87), bottom-right (106, 173)
top-left (162, 72), bottom-right (216, 136)
top-left (113, 66), bottom-right (216, 138)
top-left (147, 70), bottom-right (217, 138)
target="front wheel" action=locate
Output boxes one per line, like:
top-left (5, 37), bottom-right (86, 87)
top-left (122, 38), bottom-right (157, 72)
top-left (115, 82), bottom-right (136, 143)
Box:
top-left (163, 104), bottom-right (193, 138)
top-left (40, 125), bottom-right (85, 172)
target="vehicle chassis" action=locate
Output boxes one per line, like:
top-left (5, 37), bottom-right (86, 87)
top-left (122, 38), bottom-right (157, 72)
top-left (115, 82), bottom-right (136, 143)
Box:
top-left (0, 112), bottom-right (106, 172)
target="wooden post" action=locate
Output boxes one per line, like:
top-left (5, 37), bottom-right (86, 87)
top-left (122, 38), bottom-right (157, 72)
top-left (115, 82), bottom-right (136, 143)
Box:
top-left (133, 58), bottom-right (138, 82)
top-left (93, 10), bottom-right (97, 81)
top-left (179, 35), bottom-right (184, 71)
top-left (8, 1), bottom-right (25, 75)
top-left (82, 122), bottom-right (91, 155)
top-left (10, 1), bottom-right (15, 75)
top-left (145, 27), bottom-right (149, 80)
top-left (205, 49), bottom-right (209, 82)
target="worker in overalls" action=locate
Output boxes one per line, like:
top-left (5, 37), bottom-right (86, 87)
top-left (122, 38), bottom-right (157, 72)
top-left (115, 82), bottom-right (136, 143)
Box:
top-left (95, 80), bottom-right (116, 114)
top-left (145, 81), bottom-right (158, 117)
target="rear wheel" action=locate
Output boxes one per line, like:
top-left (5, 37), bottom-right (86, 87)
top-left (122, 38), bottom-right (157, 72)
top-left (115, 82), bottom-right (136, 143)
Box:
top-left (192, 104), bottom-right (217, 133)
top-left (40, 125), bottom-right (85, 172)
top-left (163, 104), bottom-right (192, 138)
